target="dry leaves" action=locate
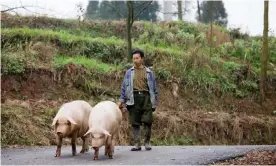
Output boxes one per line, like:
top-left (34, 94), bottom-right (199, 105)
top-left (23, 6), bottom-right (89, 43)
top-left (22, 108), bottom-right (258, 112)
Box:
top-left (215, 150), bottom-right (276, 165)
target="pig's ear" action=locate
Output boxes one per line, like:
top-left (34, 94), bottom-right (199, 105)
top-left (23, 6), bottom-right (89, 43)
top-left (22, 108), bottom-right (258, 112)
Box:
top-left (102, 129), bottom-right (111, 137)
top-left (52, 118), bottom-right (58, 126)
top-left (84, 128), bottom-right (93, 136)
top-left (67, 117), bottom-right (77, 125)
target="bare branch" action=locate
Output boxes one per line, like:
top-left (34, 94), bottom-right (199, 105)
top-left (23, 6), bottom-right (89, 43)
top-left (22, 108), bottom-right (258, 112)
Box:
top-left (4, 9), bottom-right (20, 16)
top-left (133, 1), bottom-right (152, 22)
top-left (101, 1), bottom-right (125, 18)
top-left (1, 5), bottom-right (33, 12)
top-left (133, 1), bottom-right (150, 10)
top-left (20, 6), bottom-right (42, 16)
top-left (1, 3), bottom-right (55, 16)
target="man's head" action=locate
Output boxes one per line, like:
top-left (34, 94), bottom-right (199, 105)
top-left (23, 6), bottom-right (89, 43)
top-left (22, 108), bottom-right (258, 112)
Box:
top-left (132, 49), bottom-right (144, 68)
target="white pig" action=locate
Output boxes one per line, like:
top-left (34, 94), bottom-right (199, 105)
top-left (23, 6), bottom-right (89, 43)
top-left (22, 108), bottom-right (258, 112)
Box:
top-left (52, 100), bottom-right (92, 157)
top-left (84, 100), bottom-right (122, 160)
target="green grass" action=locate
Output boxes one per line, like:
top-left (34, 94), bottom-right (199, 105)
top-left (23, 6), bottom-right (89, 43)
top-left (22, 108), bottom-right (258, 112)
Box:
top-left (2, 25), bottom-right (276, 98)
top-left (133, 43), bottom-right (183, 57)
top-left (222, 61), bottom-right (243, 73)
top-left (1, 28), bottom-right (125, 46)
top-left (1, 27), bottom-right (184, 63)
top-left (1, 27), bottom-right (185, 56)
top-left (53, 55), bottom-right (122, 72)
top-left (1, 51), bottom-right (26, 75)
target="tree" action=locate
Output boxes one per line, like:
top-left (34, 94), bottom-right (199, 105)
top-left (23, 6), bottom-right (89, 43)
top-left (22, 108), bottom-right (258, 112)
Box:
top-left (126, 1), bottom-right (153, 58)
top-left (135, 1), bottom-right (159, 21)
top-left (85, 0), bottom-right (99, 20)
top-left (85, 1), bottom-right (155, 58)
top-left (98, 1), bottom-right (115, 20)
top-left (166, 0), bottom-right (191, 21)
top-left (197, 0), bottom-right (201, 21)
top-left (177, 0), bottom-right (183, 21)
top-left (109, 1), bottom-right (127, 20)
top-left (90, 1), bottom-right (154, 58)
top-left (197, 0), bottom-right (228, 26)
top-left (86, 0), bottom-right (126, 20)
top-left (1, 4), bottom-right (49, 15)
top-left (87, 1), bottom-right (159, 22)
top-left (260, 0), bottom-right (269, 103)
top-left (209, 1), bottom-right (214, 56)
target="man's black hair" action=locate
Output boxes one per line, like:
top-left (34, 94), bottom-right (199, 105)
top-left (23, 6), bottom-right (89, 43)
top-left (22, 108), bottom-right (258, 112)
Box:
top-left (132, 49), bottom-right (144, 58)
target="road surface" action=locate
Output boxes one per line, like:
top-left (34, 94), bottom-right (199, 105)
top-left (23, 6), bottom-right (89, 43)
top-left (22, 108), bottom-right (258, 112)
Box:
top-left (1, 145), bottom-right (276, 165)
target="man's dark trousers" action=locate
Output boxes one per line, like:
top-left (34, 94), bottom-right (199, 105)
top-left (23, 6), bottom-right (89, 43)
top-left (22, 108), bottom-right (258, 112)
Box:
top-left (127, 91), bottom-right (153, 149)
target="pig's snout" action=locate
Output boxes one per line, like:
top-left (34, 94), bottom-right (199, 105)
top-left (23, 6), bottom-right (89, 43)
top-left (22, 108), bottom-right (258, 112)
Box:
top-left (57, 132), bottom-right (63, 136)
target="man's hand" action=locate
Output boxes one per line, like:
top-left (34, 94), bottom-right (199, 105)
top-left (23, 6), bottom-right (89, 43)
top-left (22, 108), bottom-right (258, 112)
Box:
top-left (119, 102), bottom-right (128, 112)
top-left (118, 102), bottom-right (125, 109)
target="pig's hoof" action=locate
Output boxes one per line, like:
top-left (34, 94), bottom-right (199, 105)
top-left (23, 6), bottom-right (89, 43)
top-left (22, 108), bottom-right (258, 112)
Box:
top-left (55, 153), bottom-right (60, 157)
top-left (80, 148), bottom-right (89, 153)
top-left (93, 157), bottom-right (99, 160)
top-left (72, 152), bottom-right (76, 156)
top-left (108, 153), bottom-right (113, 159)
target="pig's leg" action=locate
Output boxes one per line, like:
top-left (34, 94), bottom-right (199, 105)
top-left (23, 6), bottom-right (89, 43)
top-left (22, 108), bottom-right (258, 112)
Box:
top-left (80, 136), bottom-right (89, 153)
top-left (93, 149), bottom-right (99, 160)
top-left (113, 128), bottom-right (120, 153)
top-left (110, 129), bottom-right (118, 155)
top-left (108, 136), bottom-right (114, 159)
top-left (105, 136), bottom-right (111, 156)
top-left (109, 138), bottom-right (115, 159)
top-left (104, 143), bottom-right (108, 156)
top-left (71, 132), bottom-right (77, 156)
top-left (55, 135), bottom-right (62, 157)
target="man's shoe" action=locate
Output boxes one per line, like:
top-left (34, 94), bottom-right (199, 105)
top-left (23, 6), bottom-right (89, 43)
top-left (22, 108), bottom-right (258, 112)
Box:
top-left (145, 142), bottom-right (152, 151)
top-left (131, 126), bottom-right (141, 151)
top-left (131, 145), bottom-right (141, 151)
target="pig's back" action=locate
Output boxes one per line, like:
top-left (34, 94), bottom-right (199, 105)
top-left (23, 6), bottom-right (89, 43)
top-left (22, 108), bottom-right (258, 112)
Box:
top-left (57, 100), bottom-right (91, 123)
top-left (89, 101), bottom-right (120, 131)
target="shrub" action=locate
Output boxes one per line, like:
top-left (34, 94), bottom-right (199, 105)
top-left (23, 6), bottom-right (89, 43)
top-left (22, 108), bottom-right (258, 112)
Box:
top-left (229, 27), bottom-right (250, 40)
top-left (1, 52), bottom-right (25, 75)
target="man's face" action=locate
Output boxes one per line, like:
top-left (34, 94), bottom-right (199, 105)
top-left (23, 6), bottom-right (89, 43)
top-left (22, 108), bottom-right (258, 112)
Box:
top-left (133, 53), bottom-right (143, 67)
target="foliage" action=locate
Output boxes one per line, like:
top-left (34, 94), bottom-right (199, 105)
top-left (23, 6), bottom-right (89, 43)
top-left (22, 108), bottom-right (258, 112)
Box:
top-left (138, 21), bottom-right (204, 49)
top-left (228, 28), bottom-right (250, 40)
top-left (1, 16), bottom-right (276, 99)
top-left (1, 52), bottom-right (25, 75)
top-left (85, 0), bottom-right (100, 20)
top-left (134, 1), bottom-right (160, 21)
top-left (216, 37), bottom-right (276, 67)
top-left (197, 0), bottom-right (228, 26)
top-left (53, 55), bottom-right (122, 72)
top-left (85, 0), bottom-right (160, 21)
top-left (97, 1), bottom-right (127, 20)
top-left (1, 28), bottom-right (126, 64)
top-left (1, 14), bottom-right (276, 147)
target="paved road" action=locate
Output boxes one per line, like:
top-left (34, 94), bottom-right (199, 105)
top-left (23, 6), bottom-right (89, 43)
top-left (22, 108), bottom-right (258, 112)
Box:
top-left (1, 145), bottom-right (276, 165)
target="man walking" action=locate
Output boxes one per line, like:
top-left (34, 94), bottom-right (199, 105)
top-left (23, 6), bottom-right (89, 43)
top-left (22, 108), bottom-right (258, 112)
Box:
top-left (119, 49), bottom-right (158, 151)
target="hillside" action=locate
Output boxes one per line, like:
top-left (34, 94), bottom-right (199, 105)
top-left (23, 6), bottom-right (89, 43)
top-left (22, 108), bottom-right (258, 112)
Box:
top-left (1, 13), bottom-right (276, 147)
